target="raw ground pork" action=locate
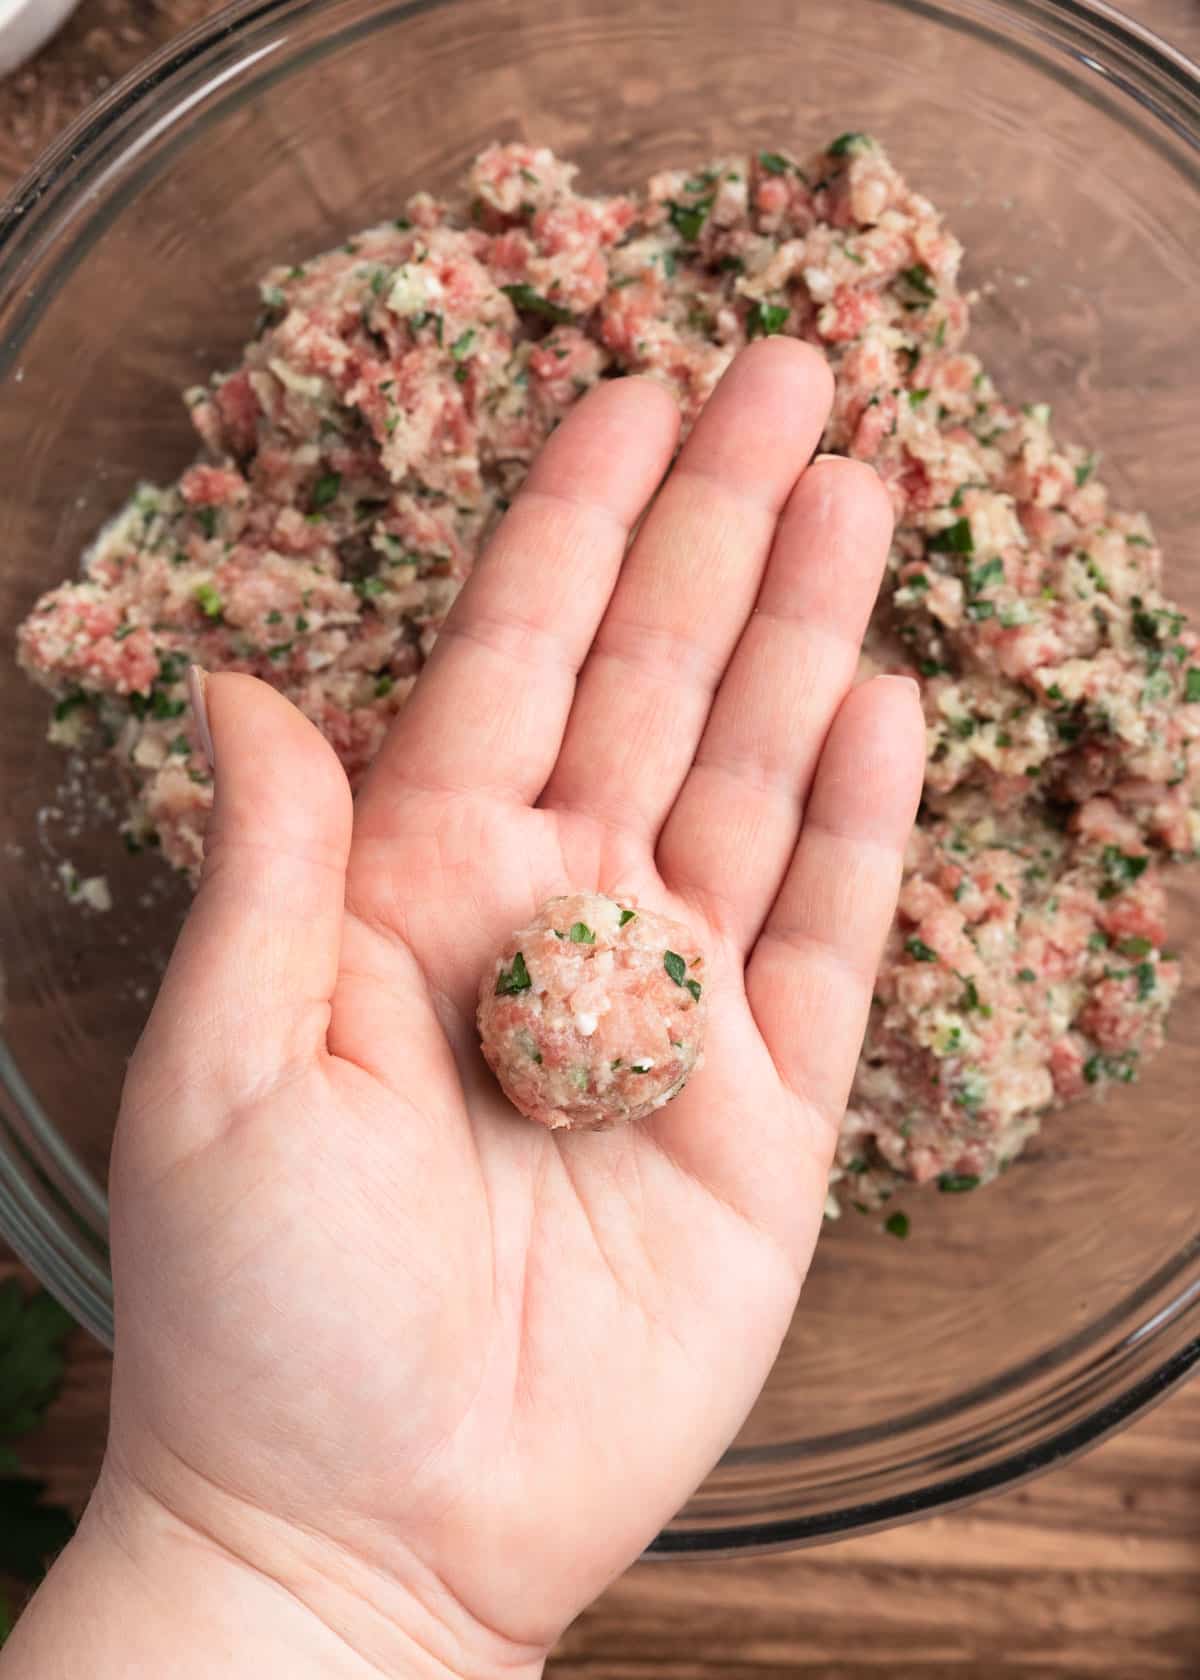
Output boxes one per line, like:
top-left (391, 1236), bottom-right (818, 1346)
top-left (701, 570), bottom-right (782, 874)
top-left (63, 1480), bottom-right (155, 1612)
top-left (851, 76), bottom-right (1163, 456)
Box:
top-left (477, 892), bottom-right (707, 1130)
top-left (18, 135), bottom-right (1198, 1201)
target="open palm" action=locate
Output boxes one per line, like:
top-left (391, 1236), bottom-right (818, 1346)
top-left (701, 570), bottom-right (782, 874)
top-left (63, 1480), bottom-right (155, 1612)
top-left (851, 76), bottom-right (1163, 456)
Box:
top-left (107, 341), bottom-right (922, 1675)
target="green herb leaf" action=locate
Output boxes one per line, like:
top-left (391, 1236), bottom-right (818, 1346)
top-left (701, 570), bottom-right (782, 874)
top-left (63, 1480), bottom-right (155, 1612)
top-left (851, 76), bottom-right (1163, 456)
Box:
top-left (1017, 967), bottom-right (1037, 982)
top-left (927, 516), bottom-right (974, 556)
top-left (969, 556), bottom-right (1004, 594)
top-left (52, 690), bottom-right (87, 722)
top-left (1185, 668), bottom-right (1200, 703)
top-left (1098, 845), bottom-right (1149, 899)
top-left (664, 950), bottom-right (688, 986)
top-left (829, 132), bottom-right (873, 157)
top-left (451, 328), bottom-right (476, 361)
top-left (569, 922), bottom-right (596, 944)
top-left (167, 734), bottom-right (190, 756)
top-left (1135, 961), bottom-right (1156, 1001)
top-left (937, 1173), bottom-right (980, 1193)
top-left (193, 582), bottom-right (223, 620)
top-left (1074, 454), bottom-right (1097, 487)
top-left (904, 936), bottom-right (939, 963)
top-left (899, 262), bottom-right (937, 302)
top-left (685, 978), bottom-right (702, 1002)
top-left (758, 151), bottom-right (792, 175)
top-left (501, 283), bottom-right (573, 323)
top-left (618, 908), bottom-right (637, 927)
top-left (748, 300), bottom-right (789, 338)
top-left (666, 197), bottom-right (714, 242)
top-left (884, 1210), bottom-right (910, 1239)
top-left (495, 951), bottom-right (532, 995)
top-left (1117, 936), bottom-right (1152, 959)
top-left (374, 675), bottom-right (394, 698)
top-left (311, 471), bottom-right (342, 512)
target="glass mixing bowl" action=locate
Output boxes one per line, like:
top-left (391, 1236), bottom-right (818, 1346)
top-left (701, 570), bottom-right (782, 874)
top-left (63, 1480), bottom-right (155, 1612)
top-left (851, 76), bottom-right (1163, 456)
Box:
top-left (0, 0), bottom-right (1198, 1552)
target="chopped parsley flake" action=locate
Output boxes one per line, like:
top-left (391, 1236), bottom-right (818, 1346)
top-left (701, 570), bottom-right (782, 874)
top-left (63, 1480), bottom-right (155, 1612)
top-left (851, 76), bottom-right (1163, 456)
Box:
top-left (1017, 967), bottom-right (1037, 983)
top-left (667, 197), bottom-right (714, 242)
top-left (569, 922), bottom-right (595, 944)
top-left (829, 131), bottom-right (874, 156)
top-left (958, 976), bottom-right (992, 1016)
top-left (758, 151), bottom-right (792, 175)
top-left (664, 950), bottom-right (688, 986)
top-left (311, 471), bottom-right (341, 512)
top-left (495, 951), bottom-right (532, 995)
top-left (969, 556), bottom-right (1004, 594)
top-left (899, 262), bottom-right (937, 302)
top-left (1117, 936), bottom-right (1153, 959)
top-left (685, 978), bottom-right (703, 1003)
top-left (904, 936), bottom-right (939, 963)
top-left (52, 689), bottom-right (86, 722)
top-left (884, 1210), bottom-right (910, 1239)
top-left (748, 300), bottom-right (789, 338)
top-left (927, 516), bottom-right (974, 556)
top-left (1083, 1050), bottom-right (1138, 1085)
top-left (937, 1172), bottom-right (980, 1193)
top-left (501, 283), bottom-right (573, 323)
top-left (1098, 845), bottom-right (1149, 899)
top-left (1185, 668), bottom-right (1200, 703)
top-left (193, 582), bottom-right (223, 620)
top-left (618, 908), bottom-right (637, 927)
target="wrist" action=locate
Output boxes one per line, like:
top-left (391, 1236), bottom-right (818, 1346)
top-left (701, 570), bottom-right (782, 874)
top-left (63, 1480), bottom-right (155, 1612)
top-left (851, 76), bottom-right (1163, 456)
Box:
top-left (1, 1462), bottom-right (547, 1680)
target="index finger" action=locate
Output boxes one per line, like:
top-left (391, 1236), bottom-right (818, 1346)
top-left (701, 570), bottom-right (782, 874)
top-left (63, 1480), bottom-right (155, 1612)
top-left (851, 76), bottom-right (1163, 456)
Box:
top-left (355, 376), bottom-right (680, 837)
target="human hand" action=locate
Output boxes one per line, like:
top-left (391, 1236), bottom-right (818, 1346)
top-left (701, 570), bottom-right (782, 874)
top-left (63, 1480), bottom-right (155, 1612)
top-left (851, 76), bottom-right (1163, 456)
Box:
top-left (5, 341), bottom-right (923, 1679)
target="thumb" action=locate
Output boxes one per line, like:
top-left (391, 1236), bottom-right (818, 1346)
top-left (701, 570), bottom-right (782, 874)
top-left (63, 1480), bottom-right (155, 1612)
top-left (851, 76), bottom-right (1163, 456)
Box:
top-left (126, 669), bottom-right (353, 1131)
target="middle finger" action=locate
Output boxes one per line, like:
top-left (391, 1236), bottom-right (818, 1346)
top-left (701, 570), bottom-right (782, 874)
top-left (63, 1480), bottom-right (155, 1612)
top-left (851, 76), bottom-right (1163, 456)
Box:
top-left (538, 339), bottom-right (833, 841)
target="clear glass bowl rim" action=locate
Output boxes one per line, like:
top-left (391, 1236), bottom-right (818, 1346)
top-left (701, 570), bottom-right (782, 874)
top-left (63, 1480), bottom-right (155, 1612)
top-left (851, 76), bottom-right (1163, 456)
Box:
top-left (0, 0), bottom-right (1197, 1555)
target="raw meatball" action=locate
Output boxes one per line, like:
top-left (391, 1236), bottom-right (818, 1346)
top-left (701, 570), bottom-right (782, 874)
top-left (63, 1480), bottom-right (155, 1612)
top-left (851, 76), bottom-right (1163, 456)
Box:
top-left (477, 891), bottom-right (708, 1130)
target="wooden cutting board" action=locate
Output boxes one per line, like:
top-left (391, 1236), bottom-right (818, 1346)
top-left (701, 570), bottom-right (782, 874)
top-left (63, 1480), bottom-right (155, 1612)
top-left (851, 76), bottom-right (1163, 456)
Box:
top-left (1, 2), bottom-right (1198, 1673)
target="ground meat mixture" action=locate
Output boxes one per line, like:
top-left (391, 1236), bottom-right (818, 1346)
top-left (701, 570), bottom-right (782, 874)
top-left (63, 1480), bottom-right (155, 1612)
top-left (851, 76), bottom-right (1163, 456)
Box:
top-left (477, 892), bottom-right (707, 1129)
top-left (18, 135), bottom-right (1199, 1197)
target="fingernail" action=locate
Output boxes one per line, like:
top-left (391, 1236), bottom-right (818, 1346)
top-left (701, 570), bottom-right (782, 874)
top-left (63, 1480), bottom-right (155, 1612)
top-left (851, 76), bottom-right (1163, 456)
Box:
top-left (812, 451), bottom-right (844, 464)
top-left (880, 673), bottom-right (922, 699)
top-left (187, 664), bottom-right (215, 769)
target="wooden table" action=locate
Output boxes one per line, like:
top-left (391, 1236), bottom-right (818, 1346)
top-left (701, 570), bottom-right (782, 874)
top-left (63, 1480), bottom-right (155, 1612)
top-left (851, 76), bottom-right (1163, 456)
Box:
top-left (3, 3), bottom-right (1199, 1673)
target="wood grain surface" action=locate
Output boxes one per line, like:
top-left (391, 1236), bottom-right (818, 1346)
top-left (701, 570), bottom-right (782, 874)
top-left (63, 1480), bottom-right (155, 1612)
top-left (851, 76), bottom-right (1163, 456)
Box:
top-left (2, 3), bottom-right (1199, 1675)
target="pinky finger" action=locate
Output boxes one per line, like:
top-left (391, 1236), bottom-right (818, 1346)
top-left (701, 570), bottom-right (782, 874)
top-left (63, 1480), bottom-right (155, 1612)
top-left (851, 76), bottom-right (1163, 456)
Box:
top-left (746, 674), bottom-right (925, 1137)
